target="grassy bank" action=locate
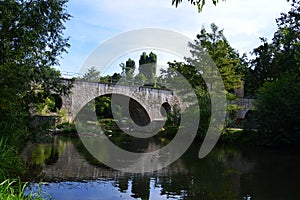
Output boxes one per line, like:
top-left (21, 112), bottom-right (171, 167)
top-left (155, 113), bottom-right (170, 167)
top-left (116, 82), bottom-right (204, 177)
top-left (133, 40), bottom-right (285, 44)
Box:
top-left (219, 128), bottom-right (300, 147)
top-left (0, 179), bottom-right (45, 200)
top-left (0, 138), bottom-right (46, 199)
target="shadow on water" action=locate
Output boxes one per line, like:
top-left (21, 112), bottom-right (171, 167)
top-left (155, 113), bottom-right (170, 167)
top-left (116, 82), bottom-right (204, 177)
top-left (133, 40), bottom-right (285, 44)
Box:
top-left (21, 134), bottom-right (300, 200)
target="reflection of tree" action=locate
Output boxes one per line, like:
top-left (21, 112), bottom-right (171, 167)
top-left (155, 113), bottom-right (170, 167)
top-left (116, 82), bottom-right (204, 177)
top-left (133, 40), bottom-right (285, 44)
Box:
top-left (155, 145), bottom-right (242, 199)
top-left (22, 137), bottom-right (67, 181)
top-left (115, 176), bottom-right (130, 193)
top-left (22, 136), bottom-right (255, 199)
top-left (131, 175), bottom-right (150, 200)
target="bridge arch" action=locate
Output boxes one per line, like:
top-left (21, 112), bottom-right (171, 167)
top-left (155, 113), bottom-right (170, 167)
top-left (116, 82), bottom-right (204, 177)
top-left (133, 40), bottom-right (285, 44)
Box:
top-left (50, 94), bottom-right (63, 112)
top-left (61, 80), bottom-right (179, 124)
top-left (161, 102), bottom-right (172, 117)
top-left (76, 93), bottom-right (152, 129)
top-left (235, 98), bottom-right (255, 119)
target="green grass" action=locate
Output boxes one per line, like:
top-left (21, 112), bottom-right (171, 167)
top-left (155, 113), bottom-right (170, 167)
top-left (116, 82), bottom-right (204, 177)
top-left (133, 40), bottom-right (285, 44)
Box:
top-left (0, 138), bottom-right (25, 179)
top-left (0, 138), bottom-right (49, 199)
top-left (0, 179), bottom-right (46, 200)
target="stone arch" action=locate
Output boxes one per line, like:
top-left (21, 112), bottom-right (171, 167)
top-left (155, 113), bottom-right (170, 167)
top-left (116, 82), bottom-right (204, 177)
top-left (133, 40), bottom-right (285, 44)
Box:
top-left (160, 102), bottom-right (172, 117)
top-left (244, 110), bottom-right (255, 119)
top-left (244, 110), bottom-right (258, 129)
top-left (235, 99), bottom-right (255, 119)
top-left (72, 88), bottom-right (155, 124)
top-left (77, 93), bottom-right (152, 127)
top-left (50, 94), bottom-right (62, 112)
top-left (239, 108), bottom-right (252, 119)
top-left (128, 97), bottom-right (151, 126)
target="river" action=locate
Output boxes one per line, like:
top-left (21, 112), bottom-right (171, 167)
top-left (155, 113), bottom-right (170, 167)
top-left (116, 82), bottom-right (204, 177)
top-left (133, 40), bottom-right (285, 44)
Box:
top-left (21, 134), bottom-right (300, 200)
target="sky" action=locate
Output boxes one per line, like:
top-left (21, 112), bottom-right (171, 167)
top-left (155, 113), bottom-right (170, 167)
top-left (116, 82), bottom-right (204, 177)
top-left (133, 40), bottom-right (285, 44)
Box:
top-left (57, 0), bottom-right (292, 77)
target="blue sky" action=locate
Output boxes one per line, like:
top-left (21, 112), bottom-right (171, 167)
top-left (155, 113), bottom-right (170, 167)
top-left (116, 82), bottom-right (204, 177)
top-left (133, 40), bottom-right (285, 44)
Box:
top-left (57, 0), bottom-right (291, 77)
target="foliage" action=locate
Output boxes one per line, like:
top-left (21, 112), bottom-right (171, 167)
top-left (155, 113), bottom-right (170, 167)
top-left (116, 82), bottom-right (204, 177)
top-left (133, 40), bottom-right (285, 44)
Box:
top-left (0, 138), bottom-right (25, 179)
top-left (80, 66), bottom-right (101, 81)
top-left (138, 52), bottom-right (157, 84)
top-left (134, 73), bottom-right (148, 85)
top-left (56, 122), bottom-right (76, 134)
top-left (36, 97), bottom-right (55, 115)
top-left (172, 0), bottom-right (225, 12)
top-left (159, 61), bottom-right (211, 136)
top-left (95, 95), bottom-right (112, 119)
top-left (254, 73), bottom-right (300, 145)
top-left (248, 1), bottom-right (300, 144)
top-left (246, 0), bottom-right (300, 95)
top-left (0, 179), bottom-right (46, 200)
top-left (100, 73), bottom-right (121, 84)
top-left (0, 0), bottom-right (71, 146)
top-left (120, 58), bottom-right (135, 79)
top-left (0, 0), bottom-right (71, 106)
top-left (186, 23), bottom-right (244, 127)
top-left (187, 23), bottom-right (243, 93)
top-left (163, 105), bottom-right (181, 134)
top-left (56, 108), bottom-right (69, 124)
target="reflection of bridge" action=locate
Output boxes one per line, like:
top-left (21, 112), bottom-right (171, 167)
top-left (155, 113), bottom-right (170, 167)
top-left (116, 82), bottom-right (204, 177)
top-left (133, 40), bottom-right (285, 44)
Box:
top-left (61, 79), bottom-right (179, 122)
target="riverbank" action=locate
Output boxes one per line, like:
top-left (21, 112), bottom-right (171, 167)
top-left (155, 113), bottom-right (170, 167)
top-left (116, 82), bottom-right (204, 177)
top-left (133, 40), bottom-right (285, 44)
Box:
top-left (50, 120), bottom-right (300, 147)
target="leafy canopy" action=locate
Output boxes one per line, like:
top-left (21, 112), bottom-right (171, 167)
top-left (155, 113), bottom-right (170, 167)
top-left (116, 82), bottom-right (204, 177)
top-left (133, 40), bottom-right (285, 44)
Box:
top-left (0, 0), bottom-right (71, 143)
top-left (172, 0), bottom-right (225, 12)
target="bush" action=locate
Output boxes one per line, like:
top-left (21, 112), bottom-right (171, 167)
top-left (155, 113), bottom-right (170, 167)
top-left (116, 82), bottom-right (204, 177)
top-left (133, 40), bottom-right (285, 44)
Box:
top-left (255, 73), bottom-right (300, 145)
top-left (0, 139), bottom-right (25, 179)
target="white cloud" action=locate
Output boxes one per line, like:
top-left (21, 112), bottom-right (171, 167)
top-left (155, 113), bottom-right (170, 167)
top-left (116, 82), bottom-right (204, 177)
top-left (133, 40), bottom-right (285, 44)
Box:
top-left (58, 0), bottom-right (292, 74)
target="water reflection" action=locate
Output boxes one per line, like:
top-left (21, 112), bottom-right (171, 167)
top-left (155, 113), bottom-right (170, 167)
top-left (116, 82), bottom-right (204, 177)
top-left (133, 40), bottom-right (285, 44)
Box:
top-left (21, 135), bottom-right (300, 200)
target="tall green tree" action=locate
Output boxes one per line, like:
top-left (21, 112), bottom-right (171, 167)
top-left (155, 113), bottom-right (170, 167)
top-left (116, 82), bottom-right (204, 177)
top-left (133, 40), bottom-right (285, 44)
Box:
top-left (138, 52), bottom-right (157, 85)
top-left (81, 66), bottom-right (101, 81)
top-left (255, 73), bottom-right (300, 144)
top-left (186, 23), bottom-right (243, 96)
top-left (121, 58), bottom-right (135, 79)
top-left (247, 0), bottom-right (300, 95)
top-left (159, 61), bottom-right (211, 136)
top-left (161, 24), bottom-right (244, 132)
top-left (253, 1), bottom-right (300, 143)
top-left (0, 0), bottom-right (71, 144)
top-left (186, 23), bottom-right (244, 127)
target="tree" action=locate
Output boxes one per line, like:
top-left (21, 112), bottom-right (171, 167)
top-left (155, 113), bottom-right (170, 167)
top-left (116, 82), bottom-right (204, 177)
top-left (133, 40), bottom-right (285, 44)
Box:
top-left (125, 58), bottom-right (136, 77)
top-left (159, 61), bottom-right (211, 136)
top-left (172, 0), bottom-right (224, 12)
top-left (245, 38), bottom-right (275, 95)
top-left (186, 23), bottom-right (243, 95)
top-left (120, 58), bottom-right (136, 79)
top-left (111, 73), bottom-right (122, 83)
top-left (138, 52), bottom-right (157, 85)
top-left (159, 24), bottom-right (244, 134)
top-left (247, 0), bottom-right (300, 95)
top-left (81, 66), bottom-right (101, 81)
top-left (252, 1), bottom-right (300, 143)
top-left (0, 0), bottom-right (71, 144)
top-left (186, 23), bottom-right (244, 127)
top-left (255, 73), bottom-right (300, 144)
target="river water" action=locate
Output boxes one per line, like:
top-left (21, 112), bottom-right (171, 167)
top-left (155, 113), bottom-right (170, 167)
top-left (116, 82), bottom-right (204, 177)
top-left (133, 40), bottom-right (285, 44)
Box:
top-left (21, 134), bottom-right (300, 200)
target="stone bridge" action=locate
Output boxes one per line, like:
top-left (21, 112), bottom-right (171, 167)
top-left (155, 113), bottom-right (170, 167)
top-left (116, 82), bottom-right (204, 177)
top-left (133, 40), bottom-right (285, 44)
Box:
top-left (61, 80), bottom-right (179, 124)
top-left (234, 98), bottom-right (255, 119)
top-left (58, 79), bottom-right (254, 130)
